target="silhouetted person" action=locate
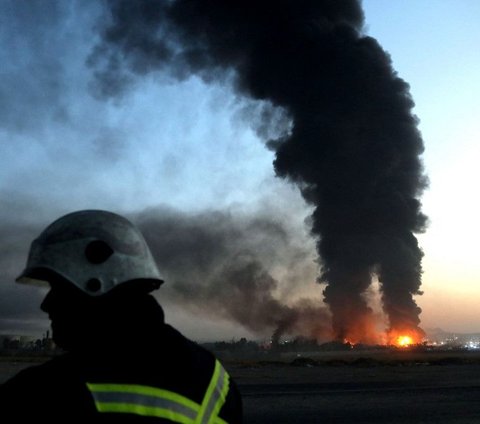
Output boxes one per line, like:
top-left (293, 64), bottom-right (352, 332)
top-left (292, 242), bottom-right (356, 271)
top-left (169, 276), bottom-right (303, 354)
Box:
top-left (0, 210), bottom-right (242, 422)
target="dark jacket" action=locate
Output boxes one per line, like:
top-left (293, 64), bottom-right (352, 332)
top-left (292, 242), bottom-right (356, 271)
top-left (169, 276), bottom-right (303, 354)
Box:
top-left (0, 301), bottom-right (242, 423)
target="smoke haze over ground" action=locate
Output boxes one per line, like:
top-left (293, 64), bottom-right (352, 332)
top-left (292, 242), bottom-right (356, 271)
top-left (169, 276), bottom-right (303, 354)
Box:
top-left (0, 197), bottom-right (326, 342)
top-left (90, 0), bottom-right (428, 343)
top-left (135, 206), bottom-right (330, 342)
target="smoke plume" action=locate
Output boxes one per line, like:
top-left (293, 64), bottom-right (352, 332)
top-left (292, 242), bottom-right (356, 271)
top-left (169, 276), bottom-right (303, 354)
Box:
top-left (91, 0), bottom-right (428, 343)
top-left (134, 207), bottom-right (330, 342)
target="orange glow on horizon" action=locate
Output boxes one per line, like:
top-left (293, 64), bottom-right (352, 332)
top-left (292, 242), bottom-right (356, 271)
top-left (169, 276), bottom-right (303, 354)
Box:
top-left (387, 329), bottom-right (423, 347)
top-left (343, 333), bottom-right (418, 347)
top-left (333, 327), bottom-right (424, 347)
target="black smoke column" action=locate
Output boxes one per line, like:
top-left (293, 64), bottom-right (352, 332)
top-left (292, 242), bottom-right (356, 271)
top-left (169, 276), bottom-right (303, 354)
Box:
top-left (91, 0), bottom-right (428, 343)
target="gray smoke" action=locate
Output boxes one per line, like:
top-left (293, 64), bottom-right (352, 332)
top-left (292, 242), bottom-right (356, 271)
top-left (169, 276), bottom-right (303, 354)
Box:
top-left (0, 195), bottom-right (52, 335)
top-left (134, 206), bottom-right (331, 342)
top-left (90, 0), bottom-right (428, 343)
top-left (0, 197), bottom-right (325, 341)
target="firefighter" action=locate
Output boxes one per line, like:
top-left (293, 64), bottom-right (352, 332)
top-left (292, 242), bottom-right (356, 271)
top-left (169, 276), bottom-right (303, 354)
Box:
top-left (0, 210), bottom-right (242, 422)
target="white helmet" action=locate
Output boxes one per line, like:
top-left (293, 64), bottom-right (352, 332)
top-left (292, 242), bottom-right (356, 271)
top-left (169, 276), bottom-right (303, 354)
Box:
top-left (16, 210), bottom-right (163, 296)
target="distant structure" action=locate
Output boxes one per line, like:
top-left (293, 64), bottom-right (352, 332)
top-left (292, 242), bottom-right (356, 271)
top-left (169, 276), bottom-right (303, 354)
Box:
top-left (0, 330), bottom-right (55, 353)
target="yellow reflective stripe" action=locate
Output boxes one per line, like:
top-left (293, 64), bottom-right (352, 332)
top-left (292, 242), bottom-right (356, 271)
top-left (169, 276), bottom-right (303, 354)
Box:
top-left (207, 369), bottom-right (230, 424)
top-left (195, 360), bottom-right (230, 424)
top-left (94, 401), bottom-right (194, 424)
top-left (86, 382), bottom-right (200, 412)
top-left (91, 392), bottom-right (198, 420)
top-left (86, 361), bottom-right (231, 424)
top-left (195, 360), bottom-right (221, 423)
top-left (87, 383), bottom-right (201, 423)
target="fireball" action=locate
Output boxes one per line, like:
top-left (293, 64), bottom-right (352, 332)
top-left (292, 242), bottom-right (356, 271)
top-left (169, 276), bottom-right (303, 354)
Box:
top-left (387, 329), bottom-right (422, 347)
top-left (396, 335), bottom-right (414, 347)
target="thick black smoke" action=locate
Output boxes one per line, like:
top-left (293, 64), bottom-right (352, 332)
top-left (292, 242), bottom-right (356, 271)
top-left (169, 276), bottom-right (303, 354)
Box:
top-left (91, 0), bottom-right (427, 342)
top-left (134, 207), bottom-right (330, 342)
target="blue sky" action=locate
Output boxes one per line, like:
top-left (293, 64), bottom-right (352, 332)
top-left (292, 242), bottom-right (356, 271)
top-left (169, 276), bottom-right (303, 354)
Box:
top-left (0, 0), bottom-right (479, 340)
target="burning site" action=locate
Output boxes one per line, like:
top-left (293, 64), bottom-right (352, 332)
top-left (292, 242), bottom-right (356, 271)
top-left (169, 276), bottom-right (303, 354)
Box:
top-left (4, 2), bottom-right (480, 422)
top-left (85, 0), bottom-right (428, 348)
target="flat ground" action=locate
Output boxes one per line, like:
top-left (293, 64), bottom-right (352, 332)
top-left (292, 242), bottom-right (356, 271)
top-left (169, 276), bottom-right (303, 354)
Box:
top-left (3, 350), bottom-right (480, 423)
top-left (228, 350), bottom-right (480, 423)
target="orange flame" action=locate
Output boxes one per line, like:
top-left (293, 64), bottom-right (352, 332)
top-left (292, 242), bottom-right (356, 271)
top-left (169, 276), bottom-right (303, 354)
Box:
top-left (387, 329), bottom-right (422, 347)
top-left (395, 335), bottom-right (414, 347)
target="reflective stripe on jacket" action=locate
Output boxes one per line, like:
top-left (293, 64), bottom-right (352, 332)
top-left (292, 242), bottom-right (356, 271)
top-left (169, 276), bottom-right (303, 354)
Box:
top-left (87, 359), bottom-right (230, 424)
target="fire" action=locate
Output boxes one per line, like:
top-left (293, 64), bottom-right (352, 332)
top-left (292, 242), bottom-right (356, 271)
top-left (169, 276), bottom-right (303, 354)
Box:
top-left (387, 329), bottom-right (423, 347)
top-left (396, 335), bottom-right (413, 347)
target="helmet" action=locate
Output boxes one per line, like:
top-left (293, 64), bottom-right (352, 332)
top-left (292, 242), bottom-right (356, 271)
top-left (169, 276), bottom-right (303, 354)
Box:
top-left (16, 210), bottom-right (163, 296)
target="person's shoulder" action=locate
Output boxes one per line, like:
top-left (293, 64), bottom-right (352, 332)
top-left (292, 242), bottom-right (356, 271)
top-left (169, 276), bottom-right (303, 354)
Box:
top-left (1, 354), bottom-right (72, 388)
top-left (1, 353), bottom-right (96, 417)
top-left (0, 356), bottom-right (63, 410)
